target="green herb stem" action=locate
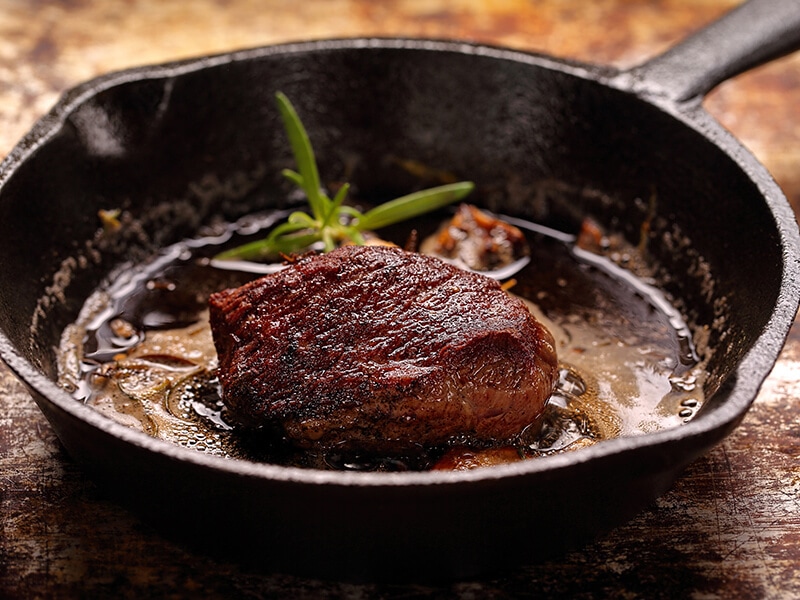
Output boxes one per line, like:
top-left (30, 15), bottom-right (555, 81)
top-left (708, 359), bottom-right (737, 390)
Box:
top-left (216, 92), bottom-right (474, 262)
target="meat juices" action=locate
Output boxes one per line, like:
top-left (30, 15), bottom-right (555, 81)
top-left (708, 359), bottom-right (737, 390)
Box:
top-left (208, 245), bottom-right (558, 454)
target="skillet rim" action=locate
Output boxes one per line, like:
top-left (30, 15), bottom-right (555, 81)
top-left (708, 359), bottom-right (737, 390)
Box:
top-left (1, 37), bottom-right (798, 489)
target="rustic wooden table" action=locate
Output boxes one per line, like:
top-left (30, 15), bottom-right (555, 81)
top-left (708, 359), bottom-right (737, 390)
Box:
top-left (2, 1), bottom-right (799, 598)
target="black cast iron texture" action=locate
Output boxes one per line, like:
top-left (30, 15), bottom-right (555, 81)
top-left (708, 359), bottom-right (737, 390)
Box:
top-left (0, 0), bottom-right (798, 581)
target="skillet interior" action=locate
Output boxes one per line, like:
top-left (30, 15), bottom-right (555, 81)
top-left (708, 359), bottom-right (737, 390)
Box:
top-left (0, 40), bottom-right (796, 579)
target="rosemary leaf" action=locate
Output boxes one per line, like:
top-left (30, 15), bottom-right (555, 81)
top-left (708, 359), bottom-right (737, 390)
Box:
top-left (357, 182), bottom-right (474, 231)
top-left (275, 92), bottom-right (328, 221)
top-left (215, 93), bottom-right (474, 262)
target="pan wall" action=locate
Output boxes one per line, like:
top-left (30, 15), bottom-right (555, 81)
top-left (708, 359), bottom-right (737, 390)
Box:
top-left (0, 43), bottom-right (782, 396)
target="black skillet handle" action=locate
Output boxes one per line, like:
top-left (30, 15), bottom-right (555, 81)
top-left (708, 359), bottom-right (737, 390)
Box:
top-left (629, 0), bottom-right (800, 103)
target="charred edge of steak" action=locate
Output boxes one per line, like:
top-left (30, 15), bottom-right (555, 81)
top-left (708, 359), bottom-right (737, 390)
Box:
top-left (209, 245), bottom-right (558, 454)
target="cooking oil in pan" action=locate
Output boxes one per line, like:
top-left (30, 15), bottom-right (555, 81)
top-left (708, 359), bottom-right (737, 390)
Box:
top-left (57, 211), bottom-right (706, 471)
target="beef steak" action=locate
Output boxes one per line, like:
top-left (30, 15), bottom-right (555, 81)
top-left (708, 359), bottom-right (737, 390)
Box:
top-left (208, 245), bottom-right (558, 453)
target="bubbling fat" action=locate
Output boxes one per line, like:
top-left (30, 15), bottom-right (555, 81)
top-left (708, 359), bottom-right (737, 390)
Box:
top-left (57, 210), bottom-right (707, 471)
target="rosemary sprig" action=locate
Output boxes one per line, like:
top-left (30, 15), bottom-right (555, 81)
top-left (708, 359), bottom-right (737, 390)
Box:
top-left (215, 92), bottom-right (474, 261)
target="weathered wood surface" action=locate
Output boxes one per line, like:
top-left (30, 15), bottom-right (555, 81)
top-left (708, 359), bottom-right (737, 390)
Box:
top-left (1, 1), bottom-right (799, 597)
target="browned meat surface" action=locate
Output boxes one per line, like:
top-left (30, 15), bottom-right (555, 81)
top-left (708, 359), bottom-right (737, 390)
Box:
top-left (208, 245), bottom-right (558, 453)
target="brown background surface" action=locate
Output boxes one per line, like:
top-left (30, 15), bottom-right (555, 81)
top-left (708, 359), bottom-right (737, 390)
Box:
top-left (1, 1), bottom-right (799, 598)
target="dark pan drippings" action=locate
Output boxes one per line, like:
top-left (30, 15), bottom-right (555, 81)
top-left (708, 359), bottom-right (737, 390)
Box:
top-left (58, 211), bottom-right (706, 471)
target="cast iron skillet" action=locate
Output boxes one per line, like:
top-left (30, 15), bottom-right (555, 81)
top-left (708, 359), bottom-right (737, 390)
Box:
top-left (1, 0), bottom-right (799, 581)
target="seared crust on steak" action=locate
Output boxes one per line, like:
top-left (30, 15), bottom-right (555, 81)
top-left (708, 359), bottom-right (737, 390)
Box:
top-left (208, 245), bottom-right (558, 453)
